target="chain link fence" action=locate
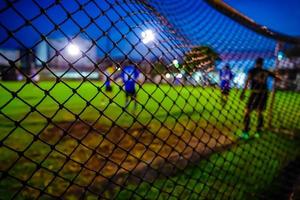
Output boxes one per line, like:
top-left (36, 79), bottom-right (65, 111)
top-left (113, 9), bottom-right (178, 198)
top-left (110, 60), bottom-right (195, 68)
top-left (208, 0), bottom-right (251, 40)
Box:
top-left (0, 0), bottom-right (300, 199)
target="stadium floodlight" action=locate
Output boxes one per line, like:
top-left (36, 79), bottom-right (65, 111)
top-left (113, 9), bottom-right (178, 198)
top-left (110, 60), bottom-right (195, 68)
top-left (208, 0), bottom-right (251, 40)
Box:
top-left (67, 43), bottom-right (80, 56)
top-left (141, 29), bottom-right (155, 44)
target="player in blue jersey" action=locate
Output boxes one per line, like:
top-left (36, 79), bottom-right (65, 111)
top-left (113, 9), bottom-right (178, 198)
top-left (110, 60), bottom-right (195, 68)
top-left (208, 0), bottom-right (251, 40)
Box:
top-left (219, 64), bottom-right (233, 104)
top-left (121, 63), bottom-right (140, 110)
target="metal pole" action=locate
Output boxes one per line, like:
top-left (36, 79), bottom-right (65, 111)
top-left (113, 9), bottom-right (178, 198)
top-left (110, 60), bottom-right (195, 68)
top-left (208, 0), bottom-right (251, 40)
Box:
top-left (268, 41), bottom-right (283, 129)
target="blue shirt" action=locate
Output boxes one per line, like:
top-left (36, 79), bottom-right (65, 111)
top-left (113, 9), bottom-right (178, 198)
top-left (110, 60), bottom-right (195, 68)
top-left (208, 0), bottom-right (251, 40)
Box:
top-left (104, 71), bottom-right (111, 87)
top-left (121, 65), bottom-right (139, 92)
top-left (220, 69), bottom-right (233, 89)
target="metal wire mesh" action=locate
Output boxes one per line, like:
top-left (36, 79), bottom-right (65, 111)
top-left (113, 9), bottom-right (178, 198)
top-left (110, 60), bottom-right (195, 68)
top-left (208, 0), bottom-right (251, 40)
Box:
top-left (0, 0), bottom-right (300, 199)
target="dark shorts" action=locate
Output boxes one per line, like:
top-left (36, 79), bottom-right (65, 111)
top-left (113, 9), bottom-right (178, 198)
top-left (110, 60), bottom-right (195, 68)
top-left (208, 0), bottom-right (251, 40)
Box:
top-left (221, 87), bottom-right (230, 95)
top-left (105, 85), bottom-right (113, 92)
top-left (247, 92), bottom-right (268, 111)
top-left (125, 89), bottom-right (136, 98)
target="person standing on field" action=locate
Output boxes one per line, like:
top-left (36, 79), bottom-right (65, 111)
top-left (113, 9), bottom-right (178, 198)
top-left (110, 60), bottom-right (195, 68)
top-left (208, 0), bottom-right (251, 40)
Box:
top-left (121, 62), bottom-right (140, 112)
top-left (240, 57), bottom-right (281, 139)
top-left (219, 64), bottom-right (233, 105)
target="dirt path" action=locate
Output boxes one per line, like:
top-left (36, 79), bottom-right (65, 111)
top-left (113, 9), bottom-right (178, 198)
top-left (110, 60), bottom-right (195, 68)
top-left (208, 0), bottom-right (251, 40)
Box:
top-left (33, 119), bottom-right (236, 197)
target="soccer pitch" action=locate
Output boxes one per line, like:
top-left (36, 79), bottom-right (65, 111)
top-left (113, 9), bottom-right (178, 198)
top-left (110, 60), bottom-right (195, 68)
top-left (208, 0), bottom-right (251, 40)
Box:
top-left (0, 80), bottom-right (244, 142)
top-left (1, 80), bottom-right (298, 132)
top-left (0, 81), bottom-right (238, 125)
top-left (0, 80), bottom-right (299, 199)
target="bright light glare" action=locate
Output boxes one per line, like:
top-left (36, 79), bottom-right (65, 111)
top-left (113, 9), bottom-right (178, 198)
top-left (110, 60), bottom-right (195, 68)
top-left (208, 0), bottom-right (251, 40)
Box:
top-left (233, 72), bottom-right (246, 88)
top-left (278, 52), bottom-right (284, 60)
top-left (176, 73), bottom-right (183, 78)
top-left (172, 59), bottom-right (179, 65)
top-left (166, 73), bottom-right (171, 78)
top-left (141, 29), bottom-right (155, 44)
top-left (172, 59), bottom-right (179, 68)
top-left (193, 72), bottom-right (201, 82)
top-left (67, 43), bottom-right (80, 56)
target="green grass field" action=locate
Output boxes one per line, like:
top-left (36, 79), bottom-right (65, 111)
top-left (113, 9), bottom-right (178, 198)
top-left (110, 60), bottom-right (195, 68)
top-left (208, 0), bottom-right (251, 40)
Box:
top-left (0, 81), bottom-right (239, 126)
top-left (0, 80), bottom-right (299, 199)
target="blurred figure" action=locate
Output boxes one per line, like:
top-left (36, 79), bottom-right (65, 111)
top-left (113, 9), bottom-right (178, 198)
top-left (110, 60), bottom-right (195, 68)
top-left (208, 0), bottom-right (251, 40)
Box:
top-left (104, 65), bottom-right (115, 93)
top-left (121, 62), bottom-right (140, 111)
top-left (31, 67), bottom-right (40, 82)
top-left (100, 64), bottom-right (115, 105)
top-left (240, 57), bottom-right (280, 139)
top-left (219, 64), bottom-right (233, 104)
top-left (16, 70), bottom-right (24, 81)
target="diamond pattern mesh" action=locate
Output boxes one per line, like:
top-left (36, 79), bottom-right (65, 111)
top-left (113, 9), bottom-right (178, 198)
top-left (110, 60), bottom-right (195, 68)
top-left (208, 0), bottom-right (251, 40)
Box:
top-left (0, 0), bottom-right (300, 199)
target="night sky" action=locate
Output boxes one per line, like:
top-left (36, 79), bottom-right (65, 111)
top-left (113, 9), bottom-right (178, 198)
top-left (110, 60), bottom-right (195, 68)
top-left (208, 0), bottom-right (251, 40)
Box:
top-left (224, 0), bottom-right (300, 36)
top-left (0, 0), bottom-right (299, 62)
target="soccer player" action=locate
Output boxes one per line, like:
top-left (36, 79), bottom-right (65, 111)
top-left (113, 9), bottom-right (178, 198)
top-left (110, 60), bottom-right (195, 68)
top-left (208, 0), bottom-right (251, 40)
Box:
top-left (104, 65), bottom-right (115, 93)
top-left (121, 63), bottom-right (140, 111)
top-left (100, 65), bottom-right (115, 104)
top-left (240, 57), bottom-right (280, 139)
top-left (219, 64), bottom-right (233, 104)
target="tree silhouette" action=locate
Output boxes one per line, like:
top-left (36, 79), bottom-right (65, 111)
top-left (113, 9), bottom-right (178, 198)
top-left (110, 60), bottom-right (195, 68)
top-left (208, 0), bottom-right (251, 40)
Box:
top-left (183, 46), bottom-right (220, 74)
